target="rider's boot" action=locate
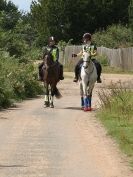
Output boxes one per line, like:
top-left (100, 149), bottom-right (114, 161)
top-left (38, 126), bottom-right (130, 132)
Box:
top-left (59, 65), bottom-right (64, 80)
top-left (97, 78), bottom-right (102, 83)
top-left (73, 63), bottom-right (80, 82)
top-left (60, 75), bottom-right (64, 80)
top-left (38, 63), bottom-right (44, 81)
top-left (73, 77), bottom-right (78, 82)
top-left (92, 59), bottom-right (102, 83)
top-left (97, 74), bottom-right (102, 83)
top-left (73, 70), bottom-right (79, 82)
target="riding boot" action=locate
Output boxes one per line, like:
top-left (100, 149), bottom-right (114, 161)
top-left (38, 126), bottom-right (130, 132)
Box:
top-left (97, 76), bottom-right (102, 83)
top-left (97, 65), bottom-right (102, 83)
top-left (73, 66), bottom-right (79, 82)
top-left (73, 59), bottom-right (83, 82)
top-left (92, 59), bottom-right (102, 83)
top-left (38, 62), bottom-right (44, 81)
top-left (59, 64), bottom-right (64, 80)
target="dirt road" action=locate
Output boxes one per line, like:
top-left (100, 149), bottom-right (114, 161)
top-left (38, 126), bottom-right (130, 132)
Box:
top-left (0, 73), bottom-right (132, 177)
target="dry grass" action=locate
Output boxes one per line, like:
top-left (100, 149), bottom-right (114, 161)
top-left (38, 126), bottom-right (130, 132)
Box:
top-left (97, 80), bottom-right (133, 168)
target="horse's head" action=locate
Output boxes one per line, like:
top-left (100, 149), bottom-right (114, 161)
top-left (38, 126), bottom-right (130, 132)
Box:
top-left (43, 52), bottom-right (54, 68)
top-left (82, 51), bottom-right (91, 69)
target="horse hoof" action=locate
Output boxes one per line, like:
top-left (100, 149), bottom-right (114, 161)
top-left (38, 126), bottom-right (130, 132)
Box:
top-left (87, 107), bottom-right (92, 111)
top-left (83, 107), bottom-right (92, 111)
top-left (50, 104), bottom-right (54, 108)
top-left (44, 104), bottom-right (49, 108)
top-left (84, 107), bottom-right (88, 112)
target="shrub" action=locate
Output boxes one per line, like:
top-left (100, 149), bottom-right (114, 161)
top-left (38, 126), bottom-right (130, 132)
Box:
top-left (93, 24), bottom-right (133, 48)
top-left (0, 51), bottom-right (43, 108)
top-left (97, 55), bottom-right (109, 66)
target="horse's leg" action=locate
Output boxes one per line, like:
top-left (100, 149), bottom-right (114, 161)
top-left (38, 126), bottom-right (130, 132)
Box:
top-left (53, 85), bottom-right (62, 99)
top-left (49, 84), bottom-right (54, 108)
top-left (82, 79), bottom-right (89, 111)
top-left (44, 83), bottom-right (49, 107)
top-left (87, 83), bottom-right (95, 111)
top-left (80, 82), bottom-right (84, 109)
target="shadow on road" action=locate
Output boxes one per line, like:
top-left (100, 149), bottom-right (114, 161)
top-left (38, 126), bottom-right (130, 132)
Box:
top-left (64, 107), bottom-right (82, 110)
top-left (64, 107), bottom-right (98, 111)
top-left (0, 164), bottom-right (27, 168)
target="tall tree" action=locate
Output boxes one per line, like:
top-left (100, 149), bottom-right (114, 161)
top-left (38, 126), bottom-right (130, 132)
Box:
top-left (0, 0), bottom-right (21, 30)
top-left (31, 0), bottom-right (130, 44)
top-left (129, 0), bottom-right (133, 29)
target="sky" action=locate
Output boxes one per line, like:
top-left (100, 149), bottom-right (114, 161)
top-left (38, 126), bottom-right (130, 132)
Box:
top-left (7, 0), bottom-right (33, 12)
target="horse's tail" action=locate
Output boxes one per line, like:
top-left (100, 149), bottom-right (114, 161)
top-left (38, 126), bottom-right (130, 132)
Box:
top-left (54, 87), bottom-right (62, 99)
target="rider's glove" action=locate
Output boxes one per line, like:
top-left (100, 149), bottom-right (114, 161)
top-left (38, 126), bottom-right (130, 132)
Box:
top-left (72, 54), bottom-right (77, 57)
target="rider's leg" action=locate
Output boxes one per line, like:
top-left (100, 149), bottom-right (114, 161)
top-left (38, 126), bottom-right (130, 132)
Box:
top-left (38, 62), bottom-right (44, 81)
top-left (92, 59), bottom-right (102, 83)
top-left (73, 58), bottom-right (83, 82)
top-left (59, 64), bottom-right (64, 80)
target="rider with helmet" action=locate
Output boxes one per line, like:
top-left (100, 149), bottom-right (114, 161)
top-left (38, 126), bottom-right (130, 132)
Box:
top-left (72, 33), bottom-right (102, 83)
top-left (38, 36), bottom-right (64, 81)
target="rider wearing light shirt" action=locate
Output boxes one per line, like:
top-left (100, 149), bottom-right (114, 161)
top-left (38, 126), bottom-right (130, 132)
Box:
top-left (72, 33), bottom-right (102, 83)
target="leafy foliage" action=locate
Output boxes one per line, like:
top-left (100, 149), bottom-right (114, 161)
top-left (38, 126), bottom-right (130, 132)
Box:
top-left (93, 24), bottom-right (133, 48)
top-left (31, 0), bottom-right (130, 44)
top-left (98, 81), bottom-right (133, 165)
top-left (0, 51), bottom-right (43, 108)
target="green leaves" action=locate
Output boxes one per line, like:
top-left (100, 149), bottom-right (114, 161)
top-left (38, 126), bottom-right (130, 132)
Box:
top-left (0, 53), bottom-right (43, 108)
top-left (31, 0), bottom-right (131, 44)
top-left (93, 24), bottom-right (133, 48)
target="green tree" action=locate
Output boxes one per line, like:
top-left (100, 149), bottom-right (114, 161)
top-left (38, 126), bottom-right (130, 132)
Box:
top-left (129, 0), bottom-right (133, 29)
top-left (0, 1), bottom-right (21, 30)
top-left (31, 0), bottom-right (130, 44)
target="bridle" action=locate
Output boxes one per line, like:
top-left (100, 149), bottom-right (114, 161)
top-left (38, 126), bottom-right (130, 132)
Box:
top-left (82, 52), bottom-right (94, 74)
top-left (82, 53), bottom-right (91, 69)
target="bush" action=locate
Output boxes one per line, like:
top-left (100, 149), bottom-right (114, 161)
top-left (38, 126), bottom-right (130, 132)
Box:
top-left (0, 52), bottom-right (43, 108)
top-left (93, 24), bottom-right (133, 48)
top-left (97, 55), bottom-right (109, 66)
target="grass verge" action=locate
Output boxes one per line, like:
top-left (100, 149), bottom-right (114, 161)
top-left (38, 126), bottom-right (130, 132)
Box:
top-left (97, 81), bottom-right (133, 168)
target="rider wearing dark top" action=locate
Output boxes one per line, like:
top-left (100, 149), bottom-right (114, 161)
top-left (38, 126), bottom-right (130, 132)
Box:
top-left (38, 36), bottom-right (64, 81)
top-left (72, 33), bottom-right (102, 83)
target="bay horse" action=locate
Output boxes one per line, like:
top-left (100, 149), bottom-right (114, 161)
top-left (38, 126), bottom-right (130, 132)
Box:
top-left (80, 51), bottom-right (97, 111)
top-left (42, 52), bottom-right (62, 108)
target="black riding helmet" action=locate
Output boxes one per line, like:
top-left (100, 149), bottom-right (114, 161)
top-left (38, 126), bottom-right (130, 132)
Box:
top-left (48, 36), bottom-right (57, 45)
top-left (82, 33), bottom-right (92, 42)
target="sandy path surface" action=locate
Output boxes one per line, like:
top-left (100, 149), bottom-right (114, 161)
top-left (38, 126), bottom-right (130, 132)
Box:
top-left (0, 73), bottom-right (132, 177)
